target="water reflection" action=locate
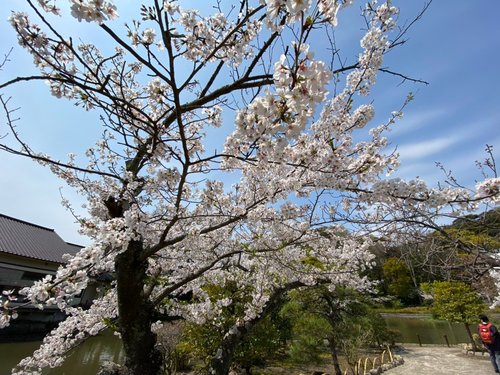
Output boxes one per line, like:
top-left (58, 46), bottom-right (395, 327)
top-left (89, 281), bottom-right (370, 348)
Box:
top-left (0, 331), bottom-right (123, 375)
top-left (0, 316), bottom-right (485, 374)
top-left (0, 340), bottom-right (41, 374)
top-left (383, 314), bottom-right (471, 345)
top-left (52, 332), bottom-right (124, 375)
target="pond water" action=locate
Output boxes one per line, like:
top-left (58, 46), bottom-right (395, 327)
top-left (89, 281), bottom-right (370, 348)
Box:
top-left (0, 315), bottom-right (490, 374)
top-left (0, 331), bottom-right (124, 375)
top-left (383, 314), bottom-right (473, 345)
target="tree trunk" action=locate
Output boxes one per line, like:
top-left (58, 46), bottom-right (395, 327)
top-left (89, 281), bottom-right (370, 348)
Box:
top-left (464, 323), bottom-right (478, 351)
top-left (327, 336), bottom-right (343, 375)
top-left (208, 281), bottom-right (304, 375)
top-left (209, 321), bottom-right (249, 375)
top-left (116, 240), bottom-right (163, 375)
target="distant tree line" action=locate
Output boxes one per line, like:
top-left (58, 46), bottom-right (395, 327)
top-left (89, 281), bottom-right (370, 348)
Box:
top-left (368, 208), bottom-right (500, 307)
top-left (150, 209), bottom-right (500, 374)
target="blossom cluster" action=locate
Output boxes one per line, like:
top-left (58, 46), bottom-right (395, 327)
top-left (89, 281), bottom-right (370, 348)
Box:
top-left (70, 0), bottom-right (118, 23)
top-left (346, 2), bottom-right (397, 96)
top-left (9, 12), bottom-right (74, 71)
top-left (475, 178), bottom-right (500, 203)
top-left (14, 242), bottom-right (113, 316)
top-left (3, 1), bottom-right (499, 374)
top-left (159, 6), bottom-right (263, 65)
top-left (151, 220), bottom-right (376, 327)
top-left (223, 42), bottom-right (333, 167)
top-left (262, 0), bottom-right (353, 28)
top-left (367, 178), bottom-right (473, 210)
top-left (12, 291), bottom-right (117, 375)
top-left (0, 290), bottom-right (18, 329)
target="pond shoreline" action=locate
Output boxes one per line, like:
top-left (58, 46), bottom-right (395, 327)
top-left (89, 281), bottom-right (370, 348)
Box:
top-left (381, 313), bottom-right (432, 319)
top-left (2, 314), bottom-right (498, 374)
top-left (383, 314), bottom-right (473, 346)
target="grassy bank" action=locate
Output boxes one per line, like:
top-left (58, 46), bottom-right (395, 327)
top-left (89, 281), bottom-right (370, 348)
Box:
top-left (375, 306), bottom-right (431, 314)
top-left (376, 306), bottom-right (500, 315)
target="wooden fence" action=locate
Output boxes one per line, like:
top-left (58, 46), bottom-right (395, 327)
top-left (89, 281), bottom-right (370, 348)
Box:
top-left (341, 345), bottom-right (401, 375)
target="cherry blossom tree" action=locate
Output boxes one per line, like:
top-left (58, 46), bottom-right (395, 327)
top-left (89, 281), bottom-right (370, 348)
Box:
top-left (0, 1), bottom-right (498, 375)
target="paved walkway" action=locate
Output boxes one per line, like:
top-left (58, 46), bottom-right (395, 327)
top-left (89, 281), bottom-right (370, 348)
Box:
top-left (388, 344), bottom-right (495, 374)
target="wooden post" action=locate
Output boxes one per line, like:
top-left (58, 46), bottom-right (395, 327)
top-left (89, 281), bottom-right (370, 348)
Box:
top-left (386, 344), bottom-right (394, 362)
top-left (363, 358), bottom-right (370, 375)
top-left (444, 334), bottom-right (450, 347)
top-left (417, 334), bottom-right (422, 347)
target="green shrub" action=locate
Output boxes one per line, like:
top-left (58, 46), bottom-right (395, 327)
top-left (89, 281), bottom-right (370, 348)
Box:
top-left (287, 315), bottom-right (329, 364)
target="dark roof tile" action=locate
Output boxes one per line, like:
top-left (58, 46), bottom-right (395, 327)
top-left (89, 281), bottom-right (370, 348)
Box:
top-left (0, 214), bottom-right (82, 264)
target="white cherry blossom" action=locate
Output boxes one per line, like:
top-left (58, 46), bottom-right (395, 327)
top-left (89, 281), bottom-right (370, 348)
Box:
top-left (0, 1), bottom-right (497, 375)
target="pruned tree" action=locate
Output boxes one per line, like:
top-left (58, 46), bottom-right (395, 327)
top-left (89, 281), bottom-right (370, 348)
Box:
top-left (382, 257), bottom-right (416, 305)
top-left (281, 286), bottom-right (393, 375)
top-left (179, 280), bottom-right (289, 374)
top-left (421, 281), bottom-right (485, 350)
top-left (0, 1), bottom-right (498, 375)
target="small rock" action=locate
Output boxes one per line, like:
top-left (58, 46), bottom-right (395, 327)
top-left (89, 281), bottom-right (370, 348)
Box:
top-left (97, 362), bottom-right (126, 375)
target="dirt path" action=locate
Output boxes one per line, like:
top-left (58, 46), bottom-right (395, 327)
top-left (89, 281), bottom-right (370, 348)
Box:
top-left (388, 344), bottom-right (494, 374)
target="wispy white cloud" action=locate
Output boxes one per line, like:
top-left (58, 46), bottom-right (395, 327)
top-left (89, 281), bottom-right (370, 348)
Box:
top-left (390, 108), bottom-right (449, 136)
top-left (392, 132), bottom-right (500, 185)
top-left (0, 152), bottom-right (88, 245)
top-left (392, 163), bottom-right (446, 186)
top-left (396, 136), bottom-right (460, 161)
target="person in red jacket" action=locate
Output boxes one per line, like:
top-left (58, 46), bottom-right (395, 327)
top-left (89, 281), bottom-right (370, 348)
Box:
top-left (479, 314), bottom-right (500, 373)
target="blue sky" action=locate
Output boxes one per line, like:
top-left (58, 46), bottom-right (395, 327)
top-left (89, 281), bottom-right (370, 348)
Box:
top-left (0, 1), bottom-right (499, 245)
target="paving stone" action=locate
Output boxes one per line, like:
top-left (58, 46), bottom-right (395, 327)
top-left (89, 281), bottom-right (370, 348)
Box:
top-left (387, 344), bottom-right (493, 375)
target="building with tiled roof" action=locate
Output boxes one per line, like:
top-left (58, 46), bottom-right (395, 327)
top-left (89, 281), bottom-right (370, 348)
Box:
top-left (0, 213), bottom-right (81, 265)
top-left (0, 213), bottom-right (82, 293)
top-left (0, 214), bottom-right (85, 340)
